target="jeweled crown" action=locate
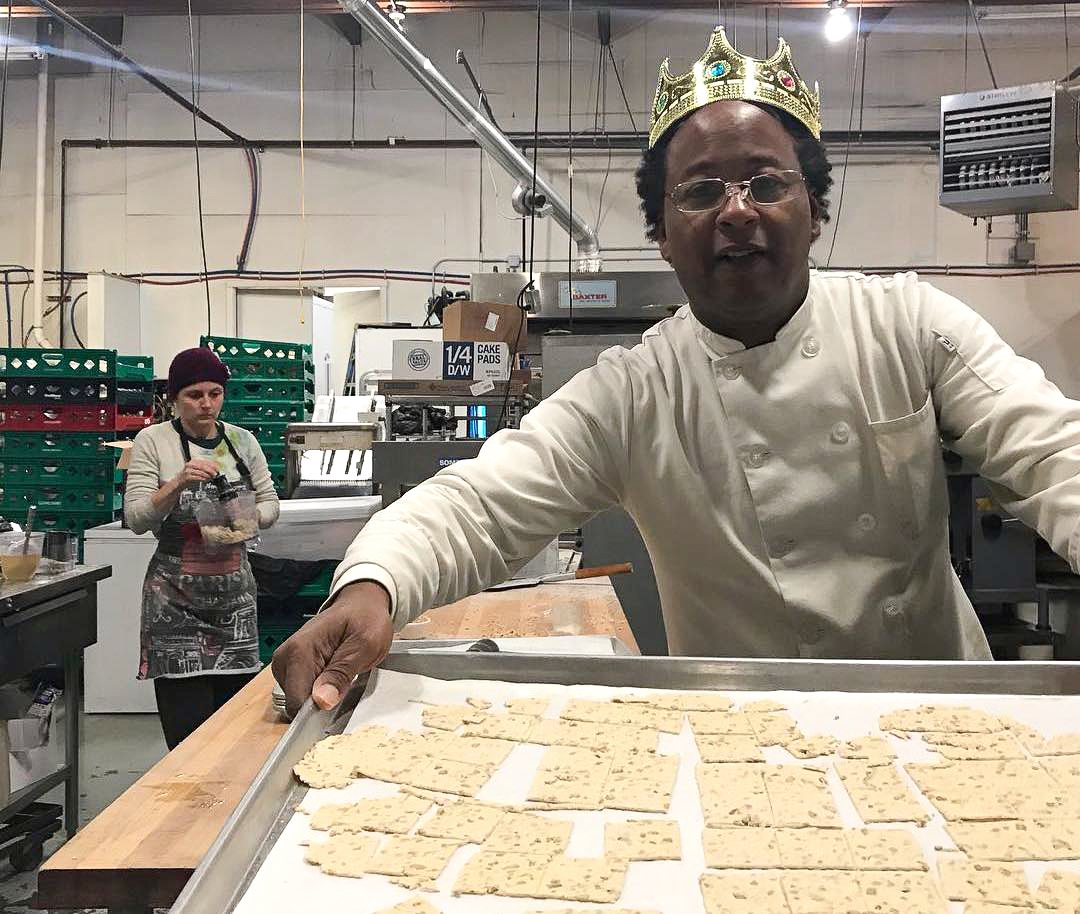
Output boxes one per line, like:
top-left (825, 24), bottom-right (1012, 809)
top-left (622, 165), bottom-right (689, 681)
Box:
top-left (649, 27), bottom-right (822, 148)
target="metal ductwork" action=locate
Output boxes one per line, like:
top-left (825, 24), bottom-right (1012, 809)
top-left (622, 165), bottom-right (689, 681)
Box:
top-left (339, 0), bottom-right (602, 270)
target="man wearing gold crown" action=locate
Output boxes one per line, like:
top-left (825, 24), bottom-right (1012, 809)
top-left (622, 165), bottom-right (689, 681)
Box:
top-left (274, 30), bottom-right (1080, 716)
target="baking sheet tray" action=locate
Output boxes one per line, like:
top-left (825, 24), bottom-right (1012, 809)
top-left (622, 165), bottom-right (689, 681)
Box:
top-left (170, 656), bottom-right (1080, 914)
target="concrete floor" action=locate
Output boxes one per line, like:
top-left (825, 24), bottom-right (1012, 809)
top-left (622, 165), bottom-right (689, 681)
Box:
top-left (0, 713), bottom-right (167, 914)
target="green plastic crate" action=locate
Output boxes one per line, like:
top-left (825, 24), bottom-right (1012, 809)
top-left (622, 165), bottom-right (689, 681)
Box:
top-left (0, 431), bottom-right (118, 458)
top-left (0, 348), bottom-right (115, 378)
top-left (0, 484), bottom-right (122, 513)
top-left (297, 565), bottom-right (335, 598)
top-left (221, 402), bottom-right (308, 423)
top-left (201, 335), bottom-right (312, 364)
top-left (226, 380), bottom-right (310, 404)
top-left (258, 621), bottom-right (304, 664)
top-left (238, 421), bottom-right (290, 447)
top-left (0, 456), bottom-right (122, 487)
top-left (116, 355), bottom-right (155, 382)
top-left (261, 443), bottom-right (285, 462)
top-left (219, 356), bottom-right (314, 382)
top-left (34, 509), bottom-right (117, 534)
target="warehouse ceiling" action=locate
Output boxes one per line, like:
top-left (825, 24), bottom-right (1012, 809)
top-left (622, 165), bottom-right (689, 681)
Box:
top-left (3, 0), bottom-right (1078, 13)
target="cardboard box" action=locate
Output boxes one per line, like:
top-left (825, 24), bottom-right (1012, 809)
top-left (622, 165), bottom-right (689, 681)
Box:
top-left (442, 341), bottom-right (511, 383)
top-left (392, 339), bottom-right (443, 380)
top-left (442, 301), bottom-right (527, 353)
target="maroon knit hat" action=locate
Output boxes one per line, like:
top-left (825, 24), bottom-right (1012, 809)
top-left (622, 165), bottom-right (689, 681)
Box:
top-left (167, 347), bottom-right (231, 399)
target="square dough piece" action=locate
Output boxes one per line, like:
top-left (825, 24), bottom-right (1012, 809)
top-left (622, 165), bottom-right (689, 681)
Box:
top-left (703, 826), bottom-right (781, 869)
top-left (690, 711), bottom-right (756, 736)
top-left (844, 828), bottom-right (927, 871)
top-left (294, 727), bottom-right (393, 788)
top-left (453, 849), bottom-right (550, 898)
top-left (421, 731), bottom-right (516, 767)
top-left (604, 819), bottom-right (682, 860)
top-left (304, 833), bottom-right (380, 878)
top-left (561, 698), bottom-right (682, 733)
top-left (879, 704), bottom-right (1002, 734)
top-left (397, 757), bottom-right (492, 798)
top-left (417, 799), bottom-right (506, 843)
top-left (618, 691), bottom-right (735, 712)
top-left (505, 697), bottom-right (549, 716)
top-left (835, 761), bottom-right (929, 825)
top-left (945, 820), bottom-right (1048, 861)
top-left (838, 736), bottom-right (896, 766)
top-left (374, 898), bottom-right (441, 914)
top-left (461, 712), bottom-right (537, 742)
top-left (536, 855), bottom-right (630, 903)
top-left (603, 751), bottom-right (680, 813)
top-left (308, 795), bottom-right (432, 835)
top-left (365, 835), bottom-right (462, 883)
top-left (860, 871), bottom-right (947, 914)
top-left (935, 857), bottom-right (1033, 906)
top-left (485, 811), bottom-right (573, 855)
top-left (785, 736), bottom-right (839, 760)
top-left (1031, 818), bottom-right (1080, 860)
top-left (781, 869), bottom-right (865, 914)
top-left (777, 827), bottom-right (855, 869)
top-left (1018, 732), bottom-right (1080, 757)
top-left (698, 763), bottom-right (772, 828)
top-left (921, 731), bottom-right (1026, 760)
top-left (701, 871), bottom-right (789, 914)
top-left (1040, 755), bottom-right (1080, 792)
top-left (696, 734), bottom-right (765, 763)
top-left (763, 765), bottom-right (843, 829)
top-left (529, 745), bottom-right (613, 807)
top-left (749, 711), bottom-right (803, 746)
top-left (1036, 870), bottom-right (1080, 910)
top-left (421, 704), bottom-right (484, 731)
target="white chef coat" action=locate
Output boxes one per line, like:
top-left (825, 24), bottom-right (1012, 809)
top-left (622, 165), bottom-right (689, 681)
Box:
top-left (334, 270), bottom-right (1080, 659)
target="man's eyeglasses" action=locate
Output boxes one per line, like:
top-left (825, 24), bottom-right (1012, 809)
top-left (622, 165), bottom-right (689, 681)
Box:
top-left (669, 170), bottom-right (805, 214)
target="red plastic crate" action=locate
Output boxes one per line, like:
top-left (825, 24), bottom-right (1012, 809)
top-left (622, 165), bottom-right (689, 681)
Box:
top-left (0, 404), bottom-right (117, 431)
top-left (115, 407), bottom-right (153, 431)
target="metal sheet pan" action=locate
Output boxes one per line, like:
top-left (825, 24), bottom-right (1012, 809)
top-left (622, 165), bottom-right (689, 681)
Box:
top-left (169, 655), bottom-right (1080, 914)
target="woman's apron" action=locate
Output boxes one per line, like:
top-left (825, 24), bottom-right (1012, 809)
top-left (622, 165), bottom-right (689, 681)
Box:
top-left (137, 421), bottom-right (261, 679)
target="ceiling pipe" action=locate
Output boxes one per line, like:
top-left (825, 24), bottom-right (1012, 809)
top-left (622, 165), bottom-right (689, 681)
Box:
top-left (338, 0), bottom-right (602, 270)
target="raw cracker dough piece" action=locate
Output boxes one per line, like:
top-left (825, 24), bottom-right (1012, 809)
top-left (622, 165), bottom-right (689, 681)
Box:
top-left (844, 828), bottom-right (927, 871)
top-left (421, 704), bottom-right (484, 731)
top-left (304, 833), bottom-right (380, 878)
top-left (860, 870), bottom-right (947, 914)
top-left (1040, 755), bottom-right (1080, 791)
top-left (504, 697), bottom-right (549, 716)
top-left (466, 697), bottom-right (492, 710)
top-left (397, 757), bottom-right (492, 798)
top-left (420, 731), bottom-right (515, 767)
top-left (690, 711), bottom-right (755, 735)
top-left (749, 711), bottom-right (803, 746)
top-left (528, 718), bottom-right (659, 755)
top-left (617, 691), bottom-right (735, 712)
top-left (742, 699), bottom-right (787, 713)
top-left (696, 733), bottom-right (765, 763)
top-left (365, 835), bottom-right (462, 883)
top-left (294, 726), bottom-right (394, 788)
top-left (536, 855), bottom-right (629, 903)
top-left (461, 712), bottom-right (537, 742)
top-left (1035, 870), bottom-right (1080, 910)
top-left (604, 819), bottom-right (682, 860)
top-left (698, 763), bottom-right (772, 828)
top-left (908, 759), bottom-right (1077, 821)
top-left (1031, 819), bottom-right (1080, 860)
top-left (878, 704), bottom-right (1002, 734)
top-left (921, 731), bottom-right (1026, 760)
top-left (904, 762), bottom-right (1013, 821)
top-left (561, 698), bottom-right (683, 734)
top-left (375, 897), bottom-right (441, 914)
top-left (417, 799), bottom-right (506, 843)
top-left (781, 869), bottom-right (864, 914)
top-left (700, 871), bottom-right (789, 914)
top-left (484, 810), bottom-right (573, 855)
top-left (453, 850), bottom-right (550, 897)
top-left (763, 765), bottom-right (843, 829)
top-left (785, 736), bottom-right (839, 760)
top-left (838, 736), bottom-right (896, 766)
top-left (945, 820), bottom-right (1048, 861)
top-left (1020, 732), bottom-right (1080, 757)
top-left (529, 745), bottom-right (613, 807)
top-left (603, 751), bottom-right (680, 813)
top-left (702, 826), bottom-right (781, 869)
top-left (308, 794), bottom-right (432, 834)
top-left (935, 857), bottom-right (1033, 906)
top-left (835, 761), bottom-right (929, 825)
top-left (777, 827), bottom-right (855, 869)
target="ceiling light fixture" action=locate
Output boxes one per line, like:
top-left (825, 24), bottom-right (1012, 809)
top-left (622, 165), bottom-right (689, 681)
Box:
top-left (824, 0), bottom-right (854, 43)
top-left (387, 0), bottom-right (406, 31)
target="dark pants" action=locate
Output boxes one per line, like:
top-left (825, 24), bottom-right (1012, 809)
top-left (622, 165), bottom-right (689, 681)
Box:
top-left (153, 673), bottom-right (255, 750)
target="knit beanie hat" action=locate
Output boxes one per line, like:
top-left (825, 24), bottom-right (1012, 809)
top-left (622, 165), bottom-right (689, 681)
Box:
top-left (167, 347), bottom-right (231, 399)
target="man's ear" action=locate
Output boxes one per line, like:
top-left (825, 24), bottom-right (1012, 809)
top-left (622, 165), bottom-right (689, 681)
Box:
top-left (808, 195), bottom-right (823, 243)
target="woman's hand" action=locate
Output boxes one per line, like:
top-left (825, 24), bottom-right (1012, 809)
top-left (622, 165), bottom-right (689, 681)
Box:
top-left (172, 457), bottom-right (220, 487)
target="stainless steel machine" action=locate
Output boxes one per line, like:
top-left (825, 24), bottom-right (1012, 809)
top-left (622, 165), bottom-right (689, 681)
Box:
top-left (282, 420), bottom-right (379, 499)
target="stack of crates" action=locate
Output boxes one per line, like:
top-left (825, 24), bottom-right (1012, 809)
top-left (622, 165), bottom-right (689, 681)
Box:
top-left (255, 563), bottom-right (336, 664)
top-left (200, 335), bottom-right (314, 496)
top-left (0, 349), bottom-right (154, 540)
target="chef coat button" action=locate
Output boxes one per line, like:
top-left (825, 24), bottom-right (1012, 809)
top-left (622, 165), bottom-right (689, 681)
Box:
top-left (721, 363), bottom-right (742, 381)
top-left (770, 538), bottom-right (796, 559)
top-left (745, 445), bottom-right (771, 469)
top-left (801, 336), bottom-right (821, 358)
top-left (830, 422), bottom-right (850, 445)
top-left (857, 513), bottom-right (877, 532)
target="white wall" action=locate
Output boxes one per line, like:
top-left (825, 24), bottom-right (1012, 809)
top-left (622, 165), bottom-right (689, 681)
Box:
top-left (1, 5), bottom-right (1079, 391)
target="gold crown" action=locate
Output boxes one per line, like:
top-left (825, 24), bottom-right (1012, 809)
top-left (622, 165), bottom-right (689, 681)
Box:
top-left (649, 27), bottom-right (821, 148)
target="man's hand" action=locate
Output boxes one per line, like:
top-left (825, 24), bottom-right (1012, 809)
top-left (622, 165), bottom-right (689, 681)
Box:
top-left (271, 581), bottom-right (393, 718)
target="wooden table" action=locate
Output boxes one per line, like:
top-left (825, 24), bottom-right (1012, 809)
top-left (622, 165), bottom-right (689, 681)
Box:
top-left (37, 579), bottom-right (634, 913)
